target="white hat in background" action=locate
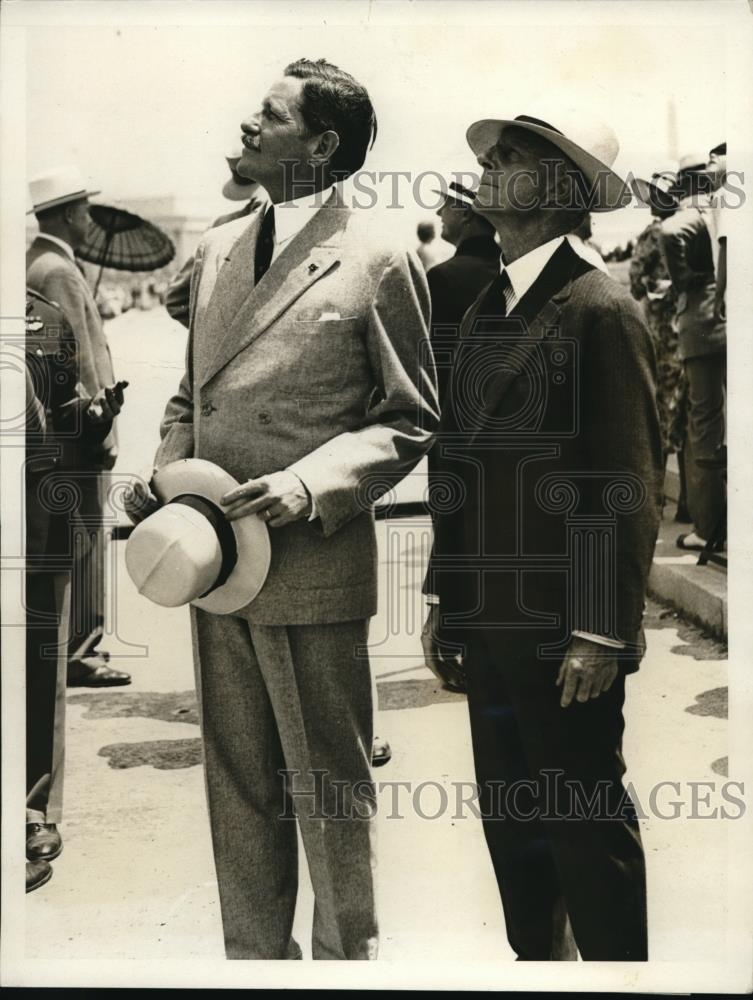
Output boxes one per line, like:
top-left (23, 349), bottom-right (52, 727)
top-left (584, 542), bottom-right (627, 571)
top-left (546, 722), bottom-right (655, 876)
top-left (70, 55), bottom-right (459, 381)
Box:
top-left (466, 107), bottom-right (631, 212)
top-left (125, 459), bottom-right (271, 615)
top-left (27, 164), bottom-right (100, 215)
top-left (222, 147), bottom-right (259, 202)
top-left (676, 151), bottom-right (709, 175)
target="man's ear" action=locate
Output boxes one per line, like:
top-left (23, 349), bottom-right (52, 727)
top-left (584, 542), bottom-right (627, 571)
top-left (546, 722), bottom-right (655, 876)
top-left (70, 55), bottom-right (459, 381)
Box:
top-left (310, 129), bottom-right (340, 165)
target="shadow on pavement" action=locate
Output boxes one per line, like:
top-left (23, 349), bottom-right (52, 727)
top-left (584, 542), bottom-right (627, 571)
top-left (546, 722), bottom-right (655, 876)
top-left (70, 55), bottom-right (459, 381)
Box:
top-left (99, 738), bottom-right (203, 770)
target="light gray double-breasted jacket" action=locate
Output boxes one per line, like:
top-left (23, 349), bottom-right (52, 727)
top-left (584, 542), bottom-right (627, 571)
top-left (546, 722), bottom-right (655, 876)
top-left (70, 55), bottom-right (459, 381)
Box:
top-left (156, 189), bottom-right (439, 624)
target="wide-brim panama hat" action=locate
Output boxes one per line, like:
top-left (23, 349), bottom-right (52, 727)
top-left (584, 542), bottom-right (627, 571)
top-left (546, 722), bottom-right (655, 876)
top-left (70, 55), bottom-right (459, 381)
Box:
top-left (222, 152), bottom-right (259, 202)
top-left (28, 165), bottom-right (101, 215)
top-left (125, 458), bottom-right (271, 615)
top-left (466, 109), bottom-right (632, 212)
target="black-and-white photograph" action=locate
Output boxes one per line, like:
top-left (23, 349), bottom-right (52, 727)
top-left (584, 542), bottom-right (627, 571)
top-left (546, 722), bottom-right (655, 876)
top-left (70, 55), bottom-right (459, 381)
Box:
top-left (1, 0), bottom-right (752, 990)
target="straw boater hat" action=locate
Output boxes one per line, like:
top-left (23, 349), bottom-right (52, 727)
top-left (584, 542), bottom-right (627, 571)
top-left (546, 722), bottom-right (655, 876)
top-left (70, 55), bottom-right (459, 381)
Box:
top-left (222, 147), bottom-right (259, 202)
top-left (125, 459), bottom-right (271, 615)
top-left (465, 107), bottom-right (631, 212)
top-left (27, 165), bottom-right (100, 215)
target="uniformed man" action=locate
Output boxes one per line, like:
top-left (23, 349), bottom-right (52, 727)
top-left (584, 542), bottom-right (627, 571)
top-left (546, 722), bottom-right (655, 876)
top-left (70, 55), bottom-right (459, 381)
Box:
top-left (25, 288), bottom-right (125, 891)
top-left (26, 165), bottom-right (131, 687)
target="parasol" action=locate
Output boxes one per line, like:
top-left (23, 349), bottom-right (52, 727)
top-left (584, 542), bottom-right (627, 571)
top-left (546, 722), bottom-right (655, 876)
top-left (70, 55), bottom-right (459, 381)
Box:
top-left (76, 203), bottom-right (175, 295)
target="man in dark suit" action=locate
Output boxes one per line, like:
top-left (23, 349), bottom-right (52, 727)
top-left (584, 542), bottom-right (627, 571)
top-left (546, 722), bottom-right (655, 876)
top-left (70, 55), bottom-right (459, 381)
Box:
top-left (26, 166), bottom-right (130, 688)
top-left (424, 108), bottom-right (663, 960)
top-left (423, 180), bottom-right (499, 692)
top-left (165, 150), bottom-right (263, 328)
top-left (428, 180), bottom-right (500, 407)
top-left (25, 288), bottom-right (124, 889)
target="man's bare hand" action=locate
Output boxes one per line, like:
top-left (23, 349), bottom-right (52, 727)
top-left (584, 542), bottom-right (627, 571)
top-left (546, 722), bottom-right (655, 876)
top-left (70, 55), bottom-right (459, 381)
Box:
top-left (87, 381), bottom-right (128, 424)
top-left (124, 476), bottom-right (159, 525)
top-left (556, 635), bottom-right (619, 708)
top-left (421, 604), bottom-right (466, 692)
top-left (220, 471), bottom-right (312, 527)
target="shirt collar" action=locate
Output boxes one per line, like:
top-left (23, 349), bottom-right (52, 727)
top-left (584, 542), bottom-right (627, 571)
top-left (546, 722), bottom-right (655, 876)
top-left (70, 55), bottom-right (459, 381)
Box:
top-left (273, 184), bottom-right (336, 246)
top-left (501, 235), bottom-right (564, 303)
top-left (37, 232), bottom-right (75, 260)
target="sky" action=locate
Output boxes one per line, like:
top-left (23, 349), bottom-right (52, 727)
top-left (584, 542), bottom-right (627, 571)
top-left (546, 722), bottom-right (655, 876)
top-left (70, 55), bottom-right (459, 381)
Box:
top-left (19, 3), bottom-right (730, 250)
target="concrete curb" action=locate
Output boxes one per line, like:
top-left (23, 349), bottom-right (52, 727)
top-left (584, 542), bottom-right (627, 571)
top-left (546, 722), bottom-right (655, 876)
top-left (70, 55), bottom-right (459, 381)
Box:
top-left (648, 483), bottom-right (727, 640)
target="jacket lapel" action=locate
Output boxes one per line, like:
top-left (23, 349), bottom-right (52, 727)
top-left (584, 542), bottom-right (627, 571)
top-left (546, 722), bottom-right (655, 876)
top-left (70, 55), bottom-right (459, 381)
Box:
top-left (199, 191), bottom-right (348, 386)
top-left (453, 241), bottom-right (584, 439)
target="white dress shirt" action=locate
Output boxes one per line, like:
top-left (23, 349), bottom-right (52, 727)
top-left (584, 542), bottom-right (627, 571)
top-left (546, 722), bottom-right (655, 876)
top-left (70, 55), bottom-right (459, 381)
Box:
top-left (270, 184), bottom-right (336, 264)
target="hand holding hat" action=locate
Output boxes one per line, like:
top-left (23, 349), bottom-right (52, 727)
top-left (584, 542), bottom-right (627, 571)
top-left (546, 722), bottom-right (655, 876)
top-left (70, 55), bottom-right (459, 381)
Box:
top-left (220, 469), bottom-right (312, 527)
top-left (125, 458), bottom-right (271, 615)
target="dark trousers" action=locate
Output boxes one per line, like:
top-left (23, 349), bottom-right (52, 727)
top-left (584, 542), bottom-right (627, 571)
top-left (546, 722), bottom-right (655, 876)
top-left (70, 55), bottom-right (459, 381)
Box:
top-left (67, 470), bottom-right (106, 660)
top-left (684, 353), bottom-right (726, 540)
top-left (464, 629), bottom-right (647, 961)
top-left (26, 571), bottom-right (70, 823)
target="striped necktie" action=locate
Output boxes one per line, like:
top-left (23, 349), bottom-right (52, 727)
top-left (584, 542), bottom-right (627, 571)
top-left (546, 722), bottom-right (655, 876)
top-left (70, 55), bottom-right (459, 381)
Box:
top-left (499, 268), bottom-right (515, 316)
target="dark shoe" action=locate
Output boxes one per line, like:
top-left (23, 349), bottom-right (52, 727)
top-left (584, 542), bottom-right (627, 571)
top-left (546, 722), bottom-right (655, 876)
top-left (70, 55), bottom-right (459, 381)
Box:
top-left (27, 822), bottom-right (62, 861)
top-left (67, 655), bottom-right (131, 687)
top-left (26, 859), bottom-right (53, 893)
top-left (372, 736), bottom-right (392, 768)
top-left (676, 532), bottom-right (708, 552)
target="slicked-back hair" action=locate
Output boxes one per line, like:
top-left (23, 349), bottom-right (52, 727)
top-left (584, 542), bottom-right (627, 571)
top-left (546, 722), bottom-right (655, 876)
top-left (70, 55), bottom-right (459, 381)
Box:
top-left (284, 57), bottom-right (377, 179)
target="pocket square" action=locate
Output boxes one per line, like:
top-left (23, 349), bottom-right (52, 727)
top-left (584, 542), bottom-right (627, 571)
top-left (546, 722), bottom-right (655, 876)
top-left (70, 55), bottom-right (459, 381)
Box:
top-left (318, 311), bottom-right (341, 321)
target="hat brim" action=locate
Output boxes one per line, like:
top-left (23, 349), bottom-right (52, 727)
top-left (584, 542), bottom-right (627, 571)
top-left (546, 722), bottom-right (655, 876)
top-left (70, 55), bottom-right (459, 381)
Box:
top-left (27, 189), bottom-right (101, 215)
top-left (630, 177), bottom-right (678, 211)
top-left (431, 188), bottom-right (475, 208)
top-left (466, 119), bottom-right (631, 212)
top-left (222, 177), bottom-right (258, 202)
top-left (152, 458), bottom-right (271, 615)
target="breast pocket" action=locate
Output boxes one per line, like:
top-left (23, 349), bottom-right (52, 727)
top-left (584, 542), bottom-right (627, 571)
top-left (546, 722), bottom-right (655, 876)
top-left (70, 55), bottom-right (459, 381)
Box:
top-left (281, 316), bottom-right (360, 399)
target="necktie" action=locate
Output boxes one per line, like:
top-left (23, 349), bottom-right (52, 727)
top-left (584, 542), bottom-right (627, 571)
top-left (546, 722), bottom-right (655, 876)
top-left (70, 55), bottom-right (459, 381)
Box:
top-left (254, 206), bottom-right (276, 285)
top-left (498, 268), bottom-right (515, 316)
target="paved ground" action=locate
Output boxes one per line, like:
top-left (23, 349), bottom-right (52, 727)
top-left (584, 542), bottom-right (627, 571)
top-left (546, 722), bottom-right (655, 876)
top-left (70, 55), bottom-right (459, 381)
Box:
top-left (22, 307), bottom-right (734, 970)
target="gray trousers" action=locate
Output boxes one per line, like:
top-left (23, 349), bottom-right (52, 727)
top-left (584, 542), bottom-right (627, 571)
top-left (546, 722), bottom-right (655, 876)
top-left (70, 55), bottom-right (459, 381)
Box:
top-left (191, 610), bottom-right (378, 960)
top-left (684, 353), bottom-right (726, 540)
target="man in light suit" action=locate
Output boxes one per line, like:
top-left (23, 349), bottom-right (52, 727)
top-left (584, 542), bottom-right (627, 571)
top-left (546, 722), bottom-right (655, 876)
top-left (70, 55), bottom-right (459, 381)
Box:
top-left (127, 58), bottom-right (438, 959)
top-left (424, 109), bottom-right (663, 959)
top-left (26, 166), bottom-right (130, 689)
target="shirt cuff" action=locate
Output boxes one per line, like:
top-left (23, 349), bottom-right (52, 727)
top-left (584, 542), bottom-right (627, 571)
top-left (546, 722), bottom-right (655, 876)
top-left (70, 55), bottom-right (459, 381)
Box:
top-left (308, 495), bottom-right (318, 521)
top-left (425, 594), bottom-right (440, 605)
top-left (571, 630), bottom-right (626, 650)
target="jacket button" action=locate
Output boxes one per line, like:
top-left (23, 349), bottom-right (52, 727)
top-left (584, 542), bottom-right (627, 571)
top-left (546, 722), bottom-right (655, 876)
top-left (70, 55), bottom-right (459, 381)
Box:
top-left (258, 411), bottom-right (271, 424)
top-left (201, 401), bottom-right (216, 416)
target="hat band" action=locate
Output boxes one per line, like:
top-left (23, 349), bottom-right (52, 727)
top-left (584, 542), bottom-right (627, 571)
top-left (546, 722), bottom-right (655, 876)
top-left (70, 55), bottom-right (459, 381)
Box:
top-left (171, 493), bottom-right (238, 596)
top-left (515, 115), bottom-right (565, 137)
top-left (34, 188), bottom-right (89, 208)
